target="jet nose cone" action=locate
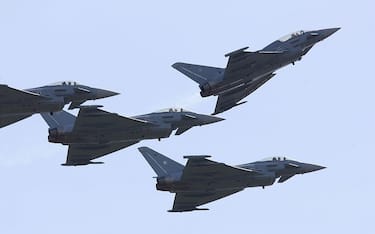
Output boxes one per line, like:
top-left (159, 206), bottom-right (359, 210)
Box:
top-left (95, 89), bottom-right (120, 99)
top-left (323, 27), bottom-right (340, 37)
top-left (200, 115), bottom-right (225, 125)
top-left (316, 27), bottom-right (340, 41)
top-left (303, 163), bottom-right (326, 173)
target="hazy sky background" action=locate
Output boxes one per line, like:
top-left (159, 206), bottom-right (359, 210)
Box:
top-left (0, 1), bottom-right (374, 233)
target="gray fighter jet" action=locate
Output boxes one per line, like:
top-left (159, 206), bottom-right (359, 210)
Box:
top-left (0, 81), bottom-right (118, 128)
top-left (172, 27), bottom-right (340, 115)
top-left (138, 147), bottom-right (325, 212)
top-left (41, 107), bottom-right (224, 166)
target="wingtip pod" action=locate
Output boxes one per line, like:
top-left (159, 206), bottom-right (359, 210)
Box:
top-left (183, 155), bottom-right (212, 159)
top-left (168, 207), bottom-right (209, 212)
top-left (77, 105), bottom-right (104, 109)
top-left (61, 161), bottom-right (104, 166)
top-left (224, 46), bottom-right (249, 57)
top-left (212, 101), bottom-right (247, 115)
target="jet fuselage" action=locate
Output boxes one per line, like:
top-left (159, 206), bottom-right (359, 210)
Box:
top-left (139, 147), bottom-right (325, 212)
top-left (26, 81), bottom-right (118, 109)
top-left (47, 108), bottom-right (223, 145)
top-left (156, 157), bottom-right (324, 193)
top-left (0, 81), bottom-right (118, 116)
top-left (199, 28), bottom-right (340, 97)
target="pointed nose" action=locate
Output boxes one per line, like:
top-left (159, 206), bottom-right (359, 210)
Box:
top-left (322, 27), bottom-right (340, 38)
top-left (199, 115), bottom-right (225, 125)
top-left (302, 163), bottom-right (326, 173)
top-left (314, 27), bottom-right (340, 41)
top-left (95, 89), bottom-right (120, 99)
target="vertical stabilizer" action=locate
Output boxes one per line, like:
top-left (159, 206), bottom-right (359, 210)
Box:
top-left (40, 110), bottom-right (76, 131)
top-left (138, 147), bottom-right (184, 177)
top-left (172, 62), bottom-right (224, 85)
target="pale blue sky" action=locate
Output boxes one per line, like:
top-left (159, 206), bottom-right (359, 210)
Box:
top-left (0, 1), bottom-right (374, 233)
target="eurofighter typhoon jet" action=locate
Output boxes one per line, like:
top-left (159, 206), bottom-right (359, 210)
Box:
top-left (173, 28), bottom-right (340, 114)
top-left (0, 81), bottom-right (118, 128)
top-left (41, 107), bottom-right (224, 166)
top-left (138, 147), bottom-right (325, 212)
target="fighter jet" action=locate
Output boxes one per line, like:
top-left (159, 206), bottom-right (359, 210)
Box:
top-left (41, 106), bottom-right (224, 166)
top-left (172, 27), bottom-right (340, 115)
top-left (138, 147), bottom-right (325, 212)
top-left (0, 81), bottom-right (118, 128)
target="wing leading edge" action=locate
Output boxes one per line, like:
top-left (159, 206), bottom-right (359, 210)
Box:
top-left (73, 107), bottom-right (151, 133)
top-left (181, 156), bottom-right (259, 181)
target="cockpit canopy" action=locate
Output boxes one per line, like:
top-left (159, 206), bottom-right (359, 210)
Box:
top-left (154, 108), bottom-right (191, 113)
top-left (259, 156), bottom-right (289, 162)
top-left (278, 30), bottom-right (305, 42)
top-left (49, 81), bottom-right (80, 86)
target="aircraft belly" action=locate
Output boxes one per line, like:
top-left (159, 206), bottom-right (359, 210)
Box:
top-left (245, 176), bottom-right (275, 187)
top-left (158, 181), bottom-right (191, 192)
top-left (139, 127), bottom-right (172, 140)
top-left (173, 182), bottom-right (246, 193)
top-left (58, 127), bottom-right (172, 145)
top-left (50, 133), bottom-right (89, 144)
top-left (182, 175), bottom-right (275, 191)
top-left (173, 177), bottom-right (249, 192)
top-left (105, 127), bottom-right (172, 141)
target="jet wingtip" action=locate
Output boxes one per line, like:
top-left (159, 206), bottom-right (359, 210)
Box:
top-left (138, 146), bottom-right (154, 154)
top-left (138, 146), bottom-right (149, 152)
top-left (61, 161), bottom-right (104, 166)
top-left (171, 62), bottom-right (183, 69)
top-left (78, 105), bottom-right (104, 109)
